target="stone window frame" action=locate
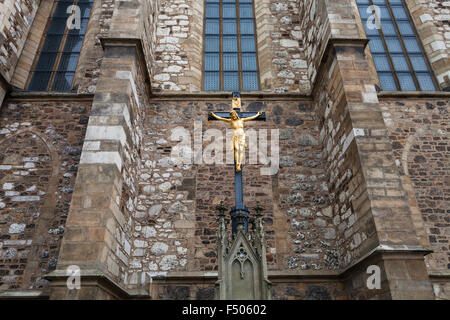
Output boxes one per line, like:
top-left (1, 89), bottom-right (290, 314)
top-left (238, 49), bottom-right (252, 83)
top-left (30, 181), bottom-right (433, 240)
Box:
top-left (25, 0), bottom-right (94, 92)
top-left (202, 0), bottom-right (261, 92)
top-left (356, 0), bottom-right (440, 92)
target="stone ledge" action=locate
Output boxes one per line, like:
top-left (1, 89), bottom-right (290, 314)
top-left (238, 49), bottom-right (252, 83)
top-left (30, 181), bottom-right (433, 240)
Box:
top-left (151, 271), bottom-right (219, 283)
top-left (377, 91), bottom-right (450, 99)
top-left (0, 290), bottom-right (49, 299)
top-left (45, 268), bottom-right (150, 299)
top-left (268, 270), bottom-right (341, 283)
top-left (150, 270), bottom-right (340, 283)
top-left (147, 245), bottom-right (433, 284)
top-left (428, 271), bottom-right (450, 280)
top-left (339, 244), bottom-right (433, 278)
top-left (7, 91), bottom-right (94, 101)
top-left (3, 250), bottom-right (438, 299)
top-left (150, 92), bottom-right (312, 101)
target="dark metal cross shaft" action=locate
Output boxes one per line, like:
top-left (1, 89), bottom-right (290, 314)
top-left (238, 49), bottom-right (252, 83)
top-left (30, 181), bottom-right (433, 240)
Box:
top-left (208, 93), bottom-right (266, 234)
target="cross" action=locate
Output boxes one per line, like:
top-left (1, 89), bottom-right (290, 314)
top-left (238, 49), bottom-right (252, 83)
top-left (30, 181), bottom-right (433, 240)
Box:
top-left (208, 92), bottom-right (266, 234)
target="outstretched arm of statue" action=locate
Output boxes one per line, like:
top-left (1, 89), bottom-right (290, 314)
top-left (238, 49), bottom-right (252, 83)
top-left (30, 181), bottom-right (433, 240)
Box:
top-left (210, 112), bottom-right (230, 123)
top-left (242, 112), bottom-right (262, 122)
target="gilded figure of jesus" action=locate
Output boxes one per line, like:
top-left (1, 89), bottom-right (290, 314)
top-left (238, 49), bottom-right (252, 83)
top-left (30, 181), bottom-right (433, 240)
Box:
top-left (209, 110), bottom-right (262, 172)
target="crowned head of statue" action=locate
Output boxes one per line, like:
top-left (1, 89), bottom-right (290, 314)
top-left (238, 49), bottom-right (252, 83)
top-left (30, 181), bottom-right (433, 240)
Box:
top-left (230, 110), bottom-right (239, 120)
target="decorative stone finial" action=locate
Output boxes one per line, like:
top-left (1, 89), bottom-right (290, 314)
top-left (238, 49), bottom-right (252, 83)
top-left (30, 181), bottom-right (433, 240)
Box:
top-left (215, 200), bottom-right (227, 216)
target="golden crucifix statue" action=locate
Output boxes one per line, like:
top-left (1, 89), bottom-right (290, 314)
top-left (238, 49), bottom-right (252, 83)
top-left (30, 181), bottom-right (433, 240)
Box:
top-left (209, 95), bottom-right (262, 172)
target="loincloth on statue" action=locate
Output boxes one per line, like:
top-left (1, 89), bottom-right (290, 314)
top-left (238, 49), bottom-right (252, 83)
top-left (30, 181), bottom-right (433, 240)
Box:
top-left (231, 132), bottom-right (246, 150)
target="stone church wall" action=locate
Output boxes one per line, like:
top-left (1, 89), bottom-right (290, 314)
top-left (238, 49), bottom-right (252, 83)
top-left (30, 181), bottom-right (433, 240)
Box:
top-left (261, 0), bottom-right (310, 93)
top-left (0, 0), bottom-right (39, 82)
top-left (151, 0), bottom-right (203, 92)
top-left (0, 0), bottom-right (448, 300)
top-left (298, 0), bottom-right (330, 91)
top-left (126, 97), bottom-right (339, 286)
top-left (0, 96), bottom-right (91, 290)
top-left (151, 279), bottom-right (348, 300)
top-left (380, 97), bottom-right (450, 273)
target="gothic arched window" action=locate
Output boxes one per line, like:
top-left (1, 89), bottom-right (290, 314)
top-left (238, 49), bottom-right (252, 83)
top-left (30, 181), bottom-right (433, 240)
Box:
top-left (27, 0), bottom-right (93, 92)
top-left (203, 0), bottom-right (260, 91)
top-left (356, 0), bottom-right (438, 91)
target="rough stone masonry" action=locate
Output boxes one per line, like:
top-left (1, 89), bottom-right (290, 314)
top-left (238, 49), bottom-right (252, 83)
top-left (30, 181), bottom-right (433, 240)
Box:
top-left (0, 0), bottom-right (448, 300)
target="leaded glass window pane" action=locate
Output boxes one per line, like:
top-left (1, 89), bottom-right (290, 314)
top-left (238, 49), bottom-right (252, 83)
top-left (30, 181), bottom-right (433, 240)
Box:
top-left (223, 4), bottom-right (236, 18)
top-left (204, 72), bottom-right (220, 91)
top-left (223, 19), bottom-right (237, 34)
top-left (243, 72), bottom-right (258, 91)
top-left (28, 72), bottom-right (52, 91)
top-left (397, 72), bottom-right (416, 91)
top-left (206, 4), bottom-right (220, 17)
top-left (54, 2), bottom-right (74, 17)
top-left (224, 72), bottom-right (239, 91)
top-left (205, 53), bottom-right (220, 71)
top-left (386, 37), bottom-right (402, 52)
top-left (34, 53), bottom-right (58, 71)
top-left (223, 36), bottom-right (238, 52)
top-left (391, 54), bottom-right (409, 71)
top-left (378, 6), bottom-right (391, 19)
top-left (368, 37), bottom-right (385, 53)
top-left (381, 21), bottom-right (397, 35)
top-left (79, 3), bottom-right (92, 18)
top-left (57, 53), bottom-right (79, 72)
top-left (403, 37), bottom-right (421, 53)
top-left (373, 54), bottom-right (392, 72)
top-left (239, 4), bottom-right (253, 18)
top-left (48, 18), bottom-right (67, 34)
top-left (63, 35), bottom-right (84, 52)
top-left (391, 5), bottom-right (408, 19)
top-left (42, 35), bottom-right (63, 52)
top-left (417, 73), bottom-right (436, 91)
top-left (396, 21), bottom-right (414, 35)
top-left (240, 19), bottom-right (254, 34)
top-left (409, 54), bottom-right (428, 72)
top-left (379, 72), bottom-right (398, 90)
top-left (223, 53), bottom-right (239, 71)
top-left (241, 36), bottom-right (256, 52)
top-left (205, 36), bottom-right (220, 52)
top-left (51, 72), bottom-right (75, 91)
top-left (206, 19), bottom-right (220, 34)
top-left (242, 53), bottom-right (257, 71)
